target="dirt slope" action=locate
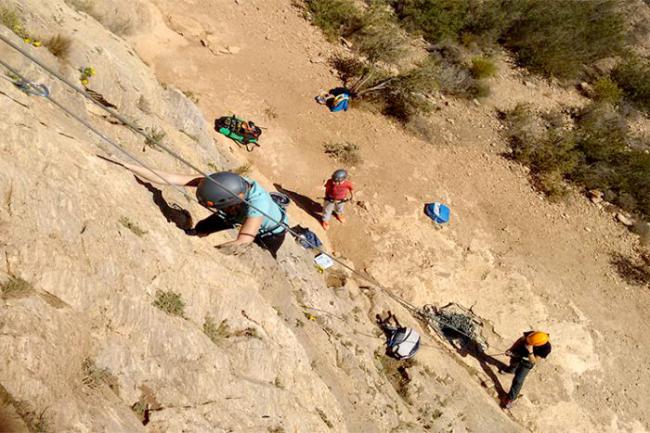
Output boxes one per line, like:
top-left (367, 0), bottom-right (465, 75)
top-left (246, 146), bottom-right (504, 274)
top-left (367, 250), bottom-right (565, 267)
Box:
top-left (1, 0), bottom-right (649, 432)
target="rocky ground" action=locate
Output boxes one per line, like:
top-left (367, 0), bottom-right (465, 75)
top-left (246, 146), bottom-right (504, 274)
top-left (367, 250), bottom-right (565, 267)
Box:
top-left (1, 0), bottom-right (649, 432)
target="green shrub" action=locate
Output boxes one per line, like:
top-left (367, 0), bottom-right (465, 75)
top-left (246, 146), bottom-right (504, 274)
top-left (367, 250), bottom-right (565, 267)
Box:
top-left (203, 316), bottom-right (262, 345)
top-left (470, 56), bottom-right (496, 79)
top-left (592, 77), bottom-right (623, 105)
top-left (330, 53), bottom-right (368, 87)
top-left (324, 142), bottom-right (362, 165)
top-left (355, 5), bottom-right (407, 64)
top-left (44, 34), bottom-right (72, 59)
top-left (570, 104), bottom-right (649, 215)
top-left (153, 290), bottom-right (185, 317)
top-left (306, 0), bottom-right (363, 41)
top-left (381, 58), bottom-right (438, 121)
top-left (203, 316), bottom-right (231, 344)
top-left (503, 0), bottom-right (626, 79)
top-left (391, 0), bottom-right (470, 43)
top-left (504, 102), bottom-right (650, 217)
top-left (461, 0), bottom-right (515, 47)
top-left (612, 56), bottom-right (650, 112)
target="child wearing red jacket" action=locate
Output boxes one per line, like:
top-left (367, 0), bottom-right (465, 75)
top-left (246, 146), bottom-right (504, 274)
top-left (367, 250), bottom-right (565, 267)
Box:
top-left (322, 169), bottom-right (353, 231)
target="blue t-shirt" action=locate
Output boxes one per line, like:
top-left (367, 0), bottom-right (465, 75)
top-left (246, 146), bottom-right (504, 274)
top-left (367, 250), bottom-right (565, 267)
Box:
top-left (243, 179), bottom-right (288, 235)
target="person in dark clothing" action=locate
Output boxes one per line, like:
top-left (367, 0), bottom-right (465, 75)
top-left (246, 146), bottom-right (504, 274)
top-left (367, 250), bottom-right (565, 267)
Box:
top-left (501, 331), bottom-right (552, 409)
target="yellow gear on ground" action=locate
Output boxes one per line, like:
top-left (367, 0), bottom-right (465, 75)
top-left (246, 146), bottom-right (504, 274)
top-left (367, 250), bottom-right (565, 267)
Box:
top-left (526, 331), bottom-right (550, 346)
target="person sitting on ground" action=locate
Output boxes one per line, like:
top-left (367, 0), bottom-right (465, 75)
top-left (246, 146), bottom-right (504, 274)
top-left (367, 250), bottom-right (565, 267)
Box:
top-left (113, 162), bottom-right (289, 258)
top-left (501, 331), bottom-right (552, 409)
top-left (376, 311), bottom-right (421, 360)
top-left (315, 87), bottom-right (351, 112)
top-left (321, 169), bottom-right (353, 231)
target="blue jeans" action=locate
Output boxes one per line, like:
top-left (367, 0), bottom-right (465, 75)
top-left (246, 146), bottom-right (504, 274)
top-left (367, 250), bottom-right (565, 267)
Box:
top-left (507, 359), bottom-right (533, 400)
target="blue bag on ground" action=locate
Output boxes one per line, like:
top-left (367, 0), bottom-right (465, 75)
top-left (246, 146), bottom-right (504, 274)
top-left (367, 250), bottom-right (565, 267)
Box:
top-left (292, 225), bottom-right (323, 249)
top-left (424, 202), bottom-right (450, 224)
top-left (330, 93), bottom-right (349, 112)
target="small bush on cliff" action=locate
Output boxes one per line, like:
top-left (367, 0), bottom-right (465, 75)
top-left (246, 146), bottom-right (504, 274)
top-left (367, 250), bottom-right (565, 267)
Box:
top-left (144, 127), bottom-right (166, 148)
top-left (44, 34), bottom-right (72, 59)
top-left (81, 358), bottom-right (119, 393)
top-left (153, 290), bottom-right (186, 318)
top-left (503, 103), bottom-right (650, 216)
top-left (470, 56), bottom-right (496, 79)
top-left (203, 316), bottom-right (261, 344)
top-left (203, 316), bottom-right (230, 344)
top-left (1, 276), bottom-right (33, 299)
top-left (355, 3), bottom-right (407, 64)
top-left (305, 0), bottom-right (363, 41)
top-left (391, 0), bottom-right (470, 43)
top-left (592, 77), bottom-right (623, 105)
top-left (324, 142), bottom-right (362, 165)
top-left (612, 56), bottom-right (650, 113)
top-left (503, 0), bottom-right (626, 79)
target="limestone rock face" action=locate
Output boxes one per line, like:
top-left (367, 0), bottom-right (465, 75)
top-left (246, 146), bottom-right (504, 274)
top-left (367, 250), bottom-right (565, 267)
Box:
top-left (0, 1), bottom-right (524, 433)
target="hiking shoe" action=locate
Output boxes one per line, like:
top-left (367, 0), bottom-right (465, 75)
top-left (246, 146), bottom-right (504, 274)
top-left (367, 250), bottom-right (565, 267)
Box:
top-left (502, 398), bottom-right (514, 409)
top-left (334, 214), bottom-right (346, 223)
top-left (321, 221), bottom-right (330, 231)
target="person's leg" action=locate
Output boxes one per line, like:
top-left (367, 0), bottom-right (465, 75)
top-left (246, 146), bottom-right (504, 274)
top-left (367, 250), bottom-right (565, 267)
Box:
top-left (506, 361), bottom-right (533, 402)
top-left (322, 200), bottom-right (335, 222)
top-left (333, 201), bottom-right (346, 222)
top-left (191, 213), bottom-right (233, 236)
top-left (254, 231), bottom-right (286, 259)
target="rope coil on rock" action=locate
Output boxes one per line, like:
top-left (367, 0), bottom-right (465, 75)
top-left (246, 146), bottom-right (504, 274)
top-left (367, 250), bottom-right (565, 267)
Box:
top-left (0, 32), bottom-right (494, 348)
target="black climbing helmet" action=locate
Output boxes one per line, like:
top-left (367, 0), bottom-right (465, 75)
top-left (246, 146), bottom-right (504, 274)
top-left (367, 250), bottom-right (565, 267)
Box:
top-left (196, 172), bottom-right (249, 209)
top-left (332, 169), bottom-right (348, 182)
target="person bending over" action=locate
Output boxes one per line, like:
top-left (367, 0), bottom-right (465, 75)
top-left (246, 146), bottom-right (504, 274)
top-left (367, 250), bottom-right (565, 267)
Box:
top-left (116, 162), bottom-right (288, 258)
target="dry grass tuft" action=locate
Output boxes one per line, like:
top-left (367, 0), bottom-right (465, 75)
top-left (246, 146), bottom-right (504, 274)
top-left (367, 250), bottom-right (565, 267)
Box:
top-left (44, 34), bottom-right (72, 59)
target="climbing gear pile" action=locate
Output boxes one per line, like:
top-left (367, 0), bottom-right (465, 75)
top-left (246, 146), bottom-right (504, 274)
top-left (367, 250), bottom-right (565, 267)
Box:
top-left (215, 115), bottom-right (262, 151)
top-left (416, 303), bottom-right (489, 351)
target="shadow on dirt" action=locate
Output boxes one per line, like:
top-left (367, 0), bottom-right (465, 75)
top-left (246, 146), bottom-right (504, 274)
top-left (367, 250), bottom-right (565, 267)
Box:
top-left (274, 183), bottom-right (322, 222)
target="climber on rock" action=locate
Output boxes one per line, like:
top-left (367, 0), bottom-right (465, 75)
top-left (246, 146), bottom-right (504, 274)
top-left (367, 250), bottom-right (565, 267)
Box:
top-left (500, 331), bottom-right (552, 409)
top-left (112, 161), bottom-right (289, 259)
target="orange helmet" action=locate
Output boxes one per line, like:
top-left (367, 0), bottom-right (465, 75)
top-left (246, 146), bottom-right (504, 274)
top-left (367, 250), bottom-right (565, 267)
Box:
top-left (526, 331), bottom-right (550, 346)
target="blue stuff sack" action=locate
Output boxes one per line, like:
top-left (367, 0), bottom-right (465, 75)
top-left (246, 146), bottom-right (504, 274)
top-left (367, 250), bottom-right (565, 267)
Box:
top-left (298, 229), bottom-right (322, 249)
top-left (329, 93), bottom-right (350, 112)
top-left (424, 202), bottom-right (450, 224)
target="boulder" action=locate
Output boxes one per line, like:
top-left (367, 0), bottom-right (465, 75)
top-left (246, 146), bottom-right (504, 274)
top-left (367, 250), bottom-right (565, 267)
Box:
top-left (616, 213), bottom-right (635, 226)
